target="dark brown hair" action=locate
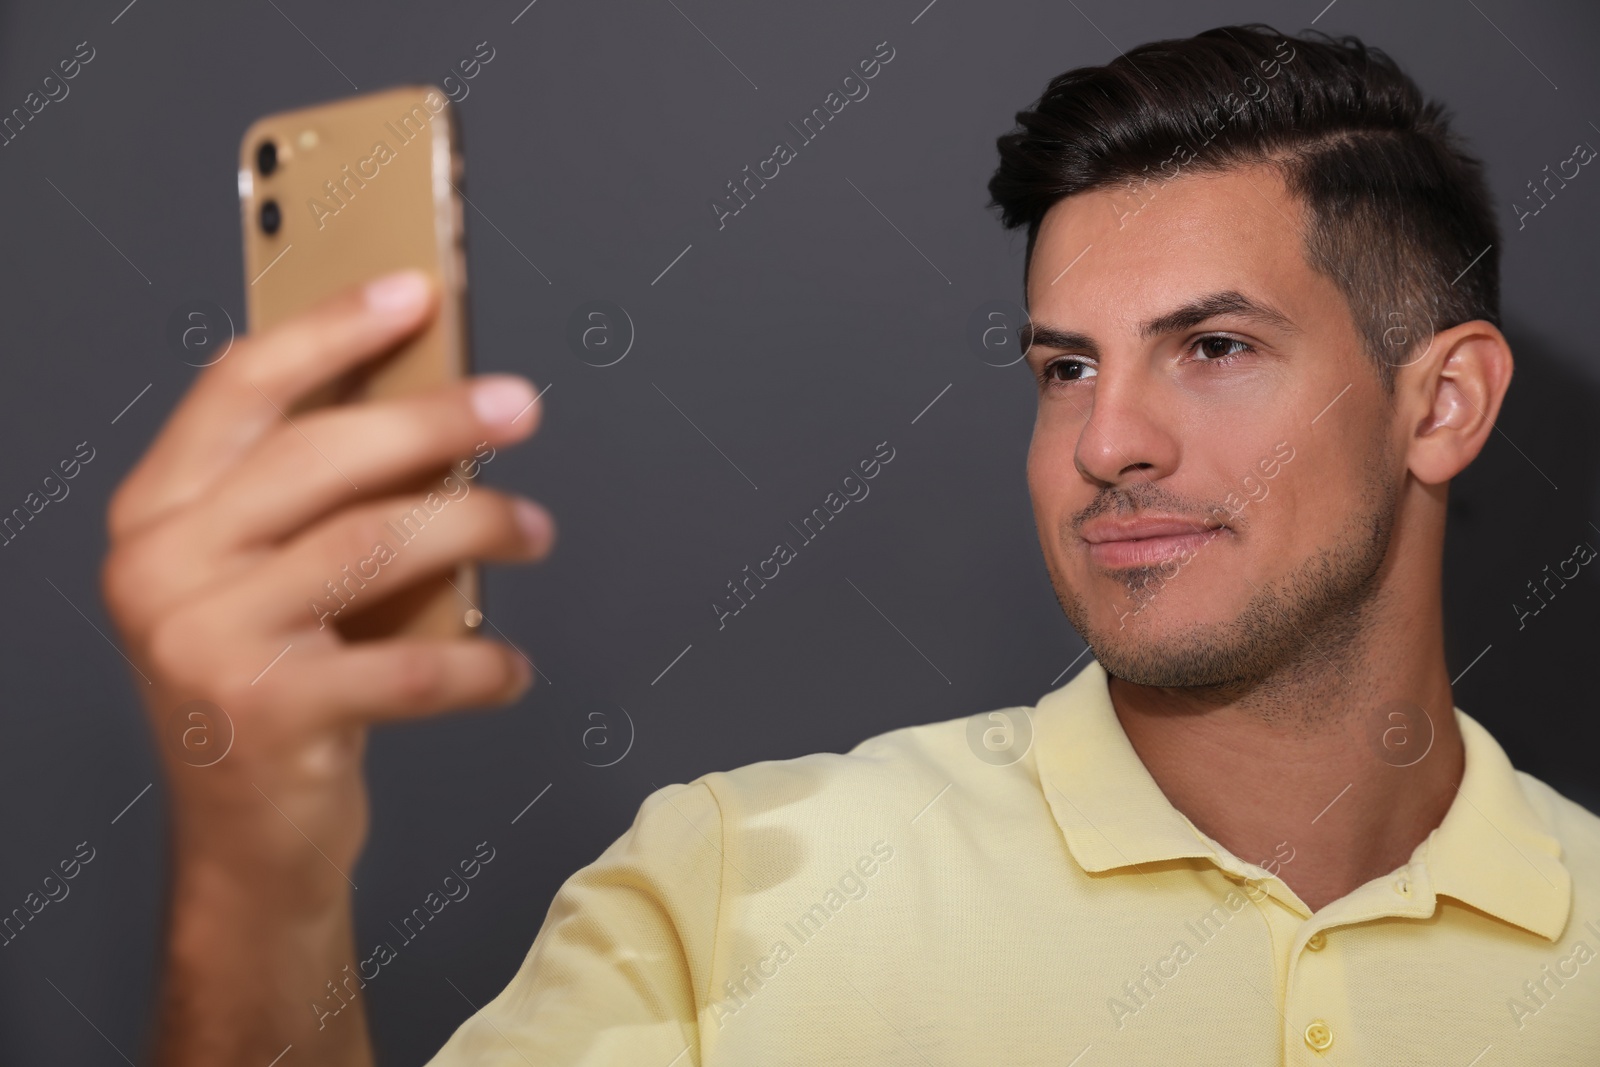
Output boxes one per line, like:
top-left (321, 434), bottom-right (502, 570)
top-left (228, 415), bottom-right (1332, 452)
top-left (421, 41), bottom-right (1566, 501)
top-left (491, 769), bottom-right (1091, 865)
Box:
top-left (987, 23), bottom-right (1500, 391)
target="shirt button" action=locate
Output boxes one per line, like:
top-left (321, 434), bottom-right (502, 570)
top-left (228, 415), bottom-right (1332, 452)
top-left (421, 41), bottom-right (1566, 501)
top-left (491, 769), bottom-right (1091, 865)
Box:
top-left (1394, 876), bottom-right (1411, 897)
top-left (1304, 1020), bottom-right (1334, 1051)
top-left (1305, 931), bottom-right (1327, 951)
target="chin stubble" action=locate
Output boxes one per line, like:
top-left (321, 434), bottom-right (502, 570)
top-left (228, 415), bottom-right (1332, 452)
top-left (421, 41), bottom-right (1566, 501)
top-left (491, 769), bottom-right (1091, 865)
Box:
top-left (1053, 443), bottom-right (1399, 705)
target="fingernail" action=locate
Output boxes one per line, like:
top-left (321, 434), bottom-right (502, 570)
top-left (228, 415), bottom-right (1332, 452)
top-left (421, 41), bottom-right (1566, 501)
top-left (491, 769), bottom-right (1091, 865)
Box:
top-left (364, 270), bottom-right (430, 312)
top-left (472, 375), bottom-right (537, 426)
top-left (512, 498), bottom-right (551, 546)
top-left (506, 652), bottom-right (533, 697)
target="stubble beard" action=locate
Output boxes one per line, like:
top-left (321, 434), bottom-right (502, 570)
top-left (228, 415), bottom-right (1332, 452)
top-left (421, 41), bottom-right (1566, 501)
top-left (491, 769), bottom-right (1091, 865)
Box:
top-left (1051, 445), bottom-right (1399, 705)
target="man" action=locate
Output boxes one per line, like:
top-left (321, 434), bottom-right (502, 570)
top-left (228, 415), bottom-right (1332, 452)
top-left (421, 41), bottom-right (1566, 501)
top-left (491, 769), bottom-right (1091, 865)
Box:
top-left (103, 22), bottom-right (1600, 1065)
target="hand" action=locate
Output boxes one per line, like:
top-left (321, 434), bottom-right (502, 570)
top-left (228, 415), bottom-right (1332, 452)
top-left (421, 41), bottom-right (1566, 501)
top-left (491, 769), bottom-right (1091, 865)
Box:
top-left (100, 270), bottom-right (555, 1064)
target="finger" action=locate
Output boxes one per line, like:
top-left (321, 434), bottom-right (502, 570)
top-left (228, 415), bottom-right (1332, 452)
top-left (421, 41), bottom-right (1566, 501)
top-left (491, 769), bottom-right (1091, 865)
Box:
top-left (255, 638), bottom-right (534, 725)
top-left (190, 374), bottom-right (543, 550)
top-left (109, 271), bottom-right (437, 541)
top-left (223, 488), bottom-right (554, 630)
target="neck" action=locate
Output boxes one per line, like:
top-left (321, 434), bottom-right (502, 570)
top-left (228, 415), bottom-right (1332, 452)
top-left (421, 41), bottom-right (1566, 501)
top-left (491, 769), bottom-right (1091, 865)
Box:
top-left (1106, 595), bottom-right (1464, 914)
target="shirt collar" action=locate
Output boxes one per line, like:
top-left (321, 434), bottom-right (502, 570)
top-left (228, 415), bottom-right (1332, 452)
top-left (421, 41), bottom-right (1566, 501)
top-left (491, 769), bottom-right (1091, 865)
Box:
top-left (1423, 708), bottom-right (1571, 940)
top-left (1032, 658), bottom-right (1572, 942)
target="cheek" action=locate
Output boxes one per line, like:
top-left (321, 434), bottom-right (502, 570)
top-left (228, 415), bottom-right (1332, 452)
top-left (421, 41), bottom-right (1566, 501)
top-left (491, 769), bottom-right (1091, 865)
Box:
top-left (1246, 462), bottom-right (1317, 550)
top-left (1028, 408), bottom-right (1083, 475)
top-left (1027, 422), bottom-right (1098, 575)
top-left (1026, 444), bottom-right (1051, 525)
top-left (1027, 423), bottom-right (1081, 514)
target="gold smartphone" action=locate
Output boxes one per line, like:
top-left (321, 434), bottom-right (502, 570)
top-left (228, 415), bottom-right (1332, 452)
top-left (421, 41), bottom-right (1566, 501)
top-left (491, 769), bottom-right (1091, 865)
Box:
top-left (239, 85), bottom-right (480, 641)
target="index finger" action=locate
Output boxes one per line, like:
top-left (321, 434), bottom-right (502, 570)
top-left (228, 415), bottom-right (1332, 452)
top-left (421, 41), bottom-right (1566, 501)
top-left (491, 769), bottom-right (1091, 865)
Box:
top-left (110, 270), bottom-right (437, 541)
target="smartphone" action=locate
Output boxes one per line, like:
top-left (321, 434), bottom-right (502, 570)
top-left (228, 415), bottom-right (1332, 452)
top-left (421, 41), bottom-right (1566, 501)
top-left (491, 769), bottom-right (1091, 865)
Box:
top-left (239, 85), bottom-right (481, 642)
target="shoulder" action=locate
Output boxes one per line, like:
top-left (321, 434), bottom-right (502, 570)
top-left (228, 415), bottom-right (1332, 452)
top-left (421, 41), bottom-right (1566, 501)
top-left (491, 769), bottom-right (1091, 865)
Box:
top-left (713, 703), bottom-right (1035, 815)
top-left (1515, 770), bottom-right (1600, 872)
top-left (628, 701), bottom-right (1041, 847)
top-left (611, 700), bottom-right (1036, 857)
top-left (724, 708), bottom-right (970, 789)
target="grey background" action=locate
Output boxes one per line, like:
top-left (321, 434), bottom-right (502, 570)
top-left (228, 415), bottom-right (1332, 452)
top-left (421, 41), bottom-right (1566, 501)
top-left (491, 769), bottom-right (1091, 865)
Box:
top-left (1, 0), bottom-right (1597, 1062)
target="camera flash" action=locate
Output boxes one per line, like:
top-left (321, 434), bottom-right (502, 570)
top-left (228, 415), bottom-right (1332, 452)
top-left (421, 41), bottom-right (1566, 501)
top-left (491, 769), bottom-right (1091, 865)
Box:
top-left (298, 129), bottom-right (318, 150)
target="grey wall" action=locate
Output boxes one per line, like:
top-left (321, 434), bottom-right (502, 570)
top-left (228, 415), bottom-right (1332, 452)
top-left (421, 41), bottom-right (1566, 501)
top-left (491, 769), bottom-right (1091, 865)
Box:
top-left (1, 0), bottom-right (1596, 1062)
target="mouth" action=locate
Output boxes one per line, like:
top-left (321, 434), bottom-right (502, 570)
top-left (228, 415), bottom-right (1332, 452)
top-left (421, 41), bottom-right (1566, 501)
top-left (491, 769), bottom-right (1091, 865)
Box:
top-left (1078, 516), bottom-right (1230, 570)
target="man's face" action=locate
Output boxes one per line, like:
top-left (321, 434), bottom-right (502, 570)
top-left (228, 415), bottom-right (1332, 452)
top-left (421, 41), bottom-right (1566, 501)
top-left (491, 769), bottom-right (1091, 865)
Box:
top-left (1025, 164), bottom-right (1405, 690)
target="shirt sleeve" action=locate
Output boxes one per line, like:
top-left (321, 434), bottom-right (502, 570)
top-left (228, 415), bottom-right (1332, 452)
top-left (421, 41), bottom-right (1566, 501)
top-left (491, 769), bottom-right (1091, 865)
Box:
top-left (424, 780), bottom-right (725, 1066)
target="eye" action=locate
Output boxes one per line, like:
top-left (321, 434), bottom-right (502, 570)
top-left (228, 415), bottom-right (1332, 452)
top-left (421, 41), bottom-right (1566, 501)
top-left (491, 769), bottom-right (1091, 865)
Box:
top-left (1038, 357), bottom-right (1097, 388)
top-left (1190, 335), bottom-right (1254, 363)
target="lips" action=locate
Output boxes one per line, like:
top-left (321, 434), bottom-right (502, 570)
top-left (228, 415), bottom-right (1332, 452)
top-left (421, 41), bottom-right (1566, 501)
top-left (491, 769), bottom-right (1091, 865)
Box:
top-left (1079, 515), bottom-right (1229, 569)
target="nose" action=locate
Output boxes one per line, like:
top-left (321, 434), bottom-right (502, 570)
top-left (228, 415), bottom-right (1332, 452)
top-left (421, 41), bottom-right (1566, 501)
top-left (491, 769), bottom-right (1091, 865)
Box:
top-left (1072, 365), bottom-right (1180, 488)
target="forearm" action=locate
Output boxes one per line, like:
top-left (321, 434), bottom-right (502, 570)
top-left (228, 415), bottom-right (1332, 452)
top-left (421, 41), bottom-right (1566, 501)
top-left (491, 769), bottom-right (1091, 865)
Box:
top-left (153, 858), bottom-right (374, 1067)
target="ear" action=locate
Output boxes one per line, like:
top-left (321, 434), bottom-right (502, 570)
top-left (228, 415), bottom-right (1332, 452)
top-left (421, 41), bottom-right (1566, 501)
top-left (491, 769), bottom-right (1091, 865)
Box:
top-left (1404, 320), bottom-right (1514, 485)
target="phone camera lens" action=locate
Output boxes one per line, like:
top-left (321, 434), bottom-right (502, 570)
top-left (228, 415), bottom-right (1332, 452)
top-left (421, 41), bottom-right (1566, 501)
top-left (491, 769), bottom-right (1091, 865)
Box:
top-left (256, 140), bottom-right (278, 176)
top-left (260, 199), bottom-right (282, 236)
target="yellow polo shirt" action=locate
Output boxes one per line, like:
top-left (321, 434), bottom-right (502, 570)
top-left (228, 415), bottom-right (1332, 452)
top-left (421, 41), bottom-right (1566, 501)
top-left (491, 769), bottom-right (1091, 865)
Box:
top-left (427, 660), bottom-right (1600, 1064)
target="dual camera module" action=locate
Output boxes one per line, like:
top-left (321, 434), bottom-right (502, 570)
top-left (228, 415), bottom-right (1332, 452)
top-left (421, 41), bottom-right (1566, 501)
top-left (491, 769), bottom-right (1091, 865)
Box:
top-left (255, 139), bottom-right (281, 236)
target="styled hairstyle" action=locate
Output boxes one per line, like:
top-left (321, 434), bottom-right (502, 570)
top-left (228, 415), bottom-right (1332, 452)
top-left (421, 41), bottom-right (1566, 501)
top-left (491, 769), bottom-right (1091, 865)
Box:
top-left (986, 23), bottom-right (1500, 391)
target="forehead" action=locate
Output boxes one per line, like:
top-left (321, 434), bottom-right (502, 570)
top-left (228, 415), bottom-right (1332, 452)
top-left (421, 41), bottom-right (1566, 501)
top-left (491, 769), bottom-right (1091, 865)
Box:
top-left (1026, 165), bottom-right (1321, 331)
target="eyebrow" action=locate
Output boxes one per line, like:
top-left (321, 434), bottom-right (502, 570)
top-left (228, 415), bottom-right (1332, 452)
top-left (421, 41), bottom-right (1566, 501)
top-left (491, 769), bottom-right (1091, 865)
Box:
top-left (1018, 290), bottom-right (1301, 358)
